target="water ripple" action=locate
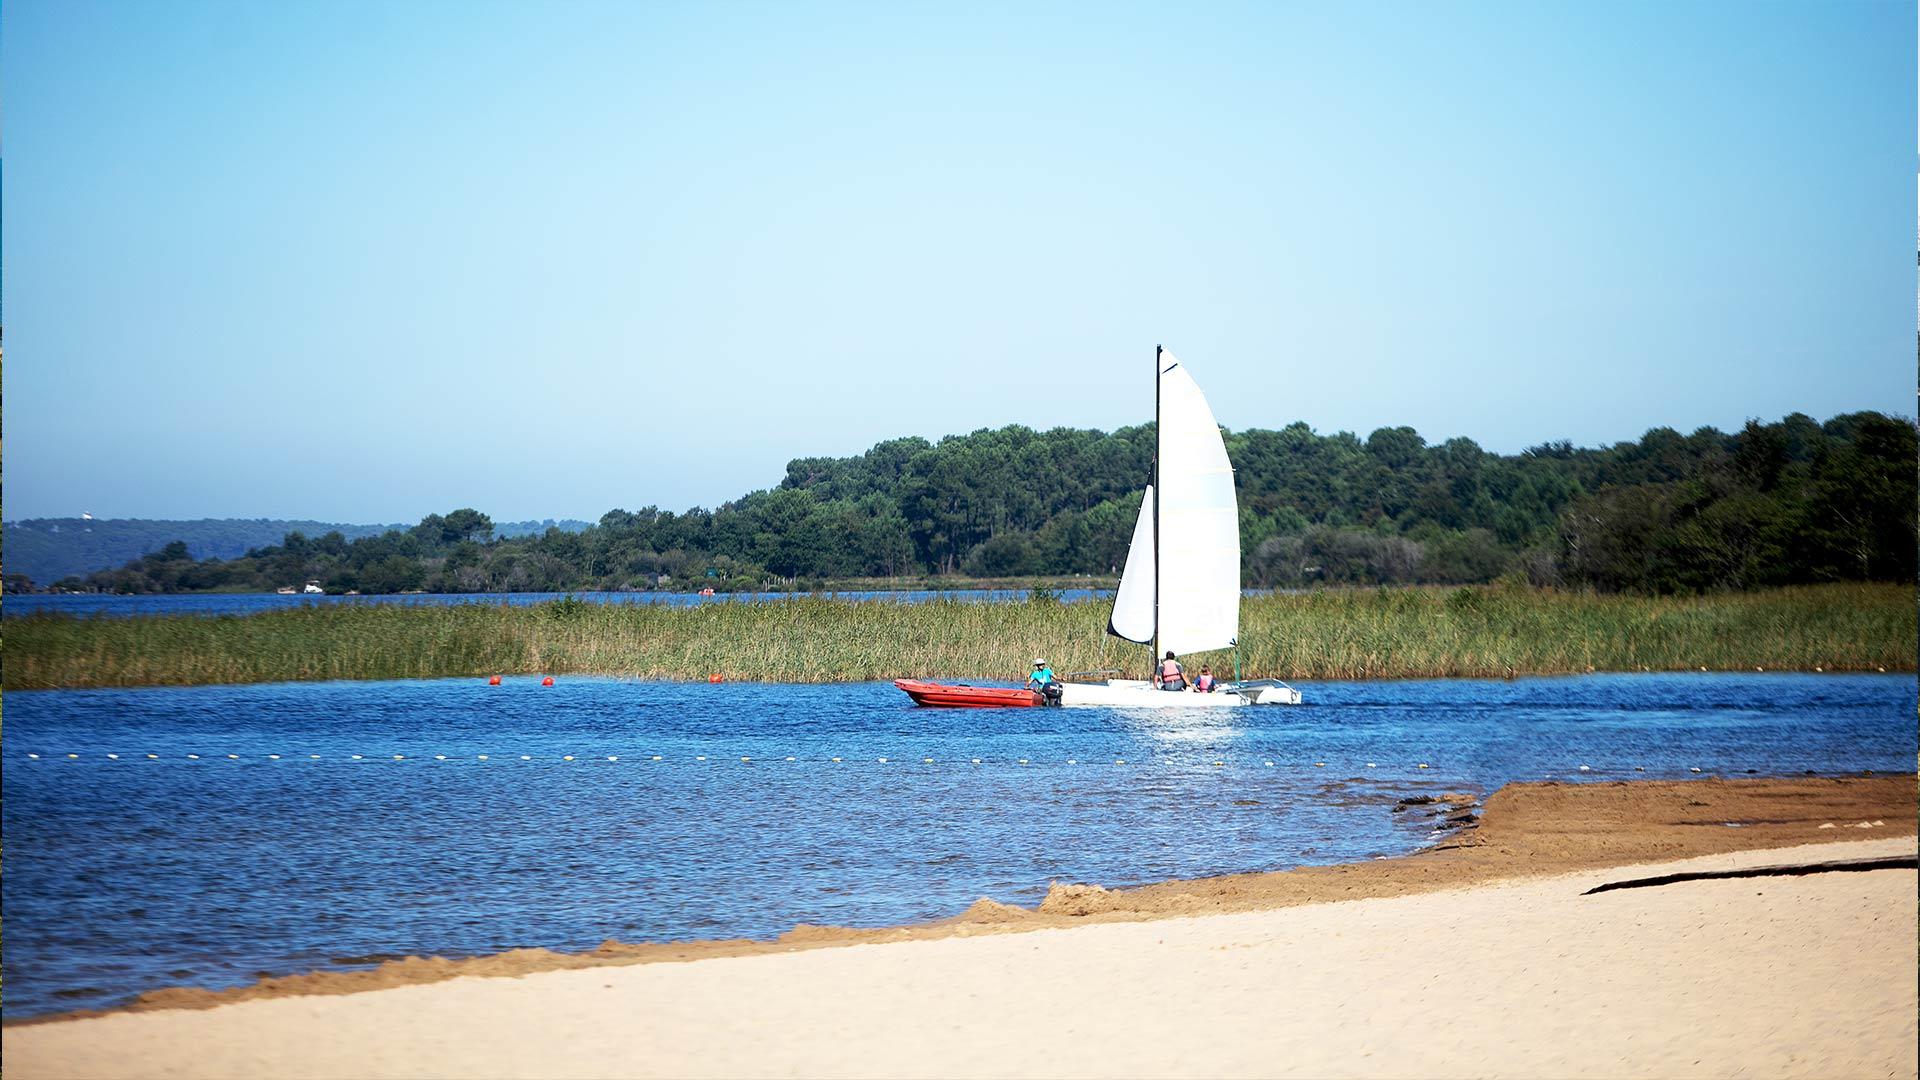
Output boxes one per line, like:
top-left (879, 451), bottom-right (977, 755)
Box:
top-left (2, 672), bottom-right (1912, 1018)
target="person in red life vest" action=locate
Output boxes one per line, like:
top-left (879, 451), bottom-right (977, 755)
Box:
top-left (1158, 651), bottom-right (1187, 691)
top-left (1193, 666), bottom-right (1217, 692)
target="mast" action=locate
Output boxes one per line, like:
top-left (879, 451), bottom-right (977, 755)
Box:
top-left (1152, 344), bottom-right (1162, 671)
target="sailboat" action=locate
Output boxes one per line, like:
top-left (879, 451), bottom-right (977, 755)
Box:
top-left (895, 346), bottom-right (1302, 709)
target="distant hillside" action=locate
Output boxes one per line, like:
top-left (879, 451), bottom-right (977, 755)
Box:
top-left (47, 411), bottom-right (1919, 597)
top-left (493, 519), bottom-right (594, 539)
top-left (3, 519), bottom-right (403, 586)
top-left (3, 517), bottom-right (590, 586)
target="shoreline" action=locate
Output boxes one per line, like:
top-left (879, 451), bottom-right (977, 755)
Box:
top-left (3, 574), bottom-right (1126, 600)
top-left (11, 773), bottom-right (1913, 1028)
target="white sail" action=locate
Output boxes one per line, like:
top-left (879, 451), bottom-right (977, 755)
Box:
top-left (1154, 352), bottom-right (1240, 656)
top-left (1107, 485), bottom-right (1156, 643)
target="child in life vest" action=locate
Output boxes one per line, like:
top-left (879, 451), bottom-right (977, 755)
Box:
top-left (1193, 666), bottom-right (1217, 692)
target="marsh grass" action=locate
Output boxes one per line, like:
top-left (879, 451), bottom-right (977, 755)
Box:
top-left (2, 583), bottom-right (1911, 690)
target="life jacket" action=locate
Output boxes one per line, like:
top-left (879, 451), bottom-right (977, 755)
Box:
top-left (1194, 673), bottom-right (1215, 692)
top-left (1160, 659), bottom-right (1184, 686)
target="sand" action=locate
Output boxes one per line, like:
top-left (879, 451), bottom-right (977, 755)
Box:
top-left (6, 776), bottom-right (1916, 1078)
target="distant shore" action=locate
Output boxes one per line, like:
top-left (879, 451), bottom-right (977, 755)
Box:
top-left (2, 582), bottom-right (1910, 690)
top-left (7, 775), bottom-right (1914, 1080)
top-left (1, 573), bottom-right (1122, 599)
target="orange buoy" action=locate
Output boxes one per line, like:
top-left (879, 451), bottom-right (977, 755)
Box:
top-left (708, 673), bottom-right (724, 684)
top-left (488, 675), bottom-right (502, 686)
top-left (541, 676), bottom-right (555, 687)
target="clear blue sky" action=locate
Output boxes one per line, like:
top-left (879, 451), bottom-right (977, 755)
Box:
top-left (4, 1), bottom-right (1913, 523)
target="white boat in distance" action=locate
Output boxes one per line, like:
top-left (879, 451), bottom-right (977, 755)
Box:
top-left (1057, 346), bottom-right (1301, 708)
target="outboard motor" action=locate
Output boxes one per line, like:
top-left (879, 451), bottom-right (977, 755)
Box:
top-left (1041, 681), bottom-right (1064, 707)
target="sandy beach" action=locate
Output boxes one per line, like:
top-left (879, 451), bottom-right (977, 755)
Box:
top-left (7, 777), bottom-right (1915, 1079)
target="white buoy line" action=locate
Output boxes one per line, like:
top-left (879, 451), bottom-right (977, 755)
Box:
top-left (11, 753), bottom-right (1752, 775)
top-left (19, 751), bottom-right (1445, 764)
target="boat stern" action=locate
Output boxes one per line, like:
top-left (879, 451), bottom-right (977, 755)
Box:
top-left (1241, 683), bottom-right (1303, 705)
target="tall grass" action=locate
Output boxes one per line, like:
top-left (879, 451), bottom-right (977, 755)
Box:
top-left (2, 583), bottom-right (1911, 690)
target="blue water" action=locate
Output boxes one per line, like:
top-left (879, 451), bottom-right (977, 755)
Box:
top-left (2, 673), bottom-right (1912, 1018)
top-left (2, 588), bottom-right (1115, 619)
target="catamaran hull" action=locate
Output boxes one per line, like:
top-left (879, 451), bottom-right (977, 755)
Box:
top-left (1236, 683), bottom-right (1305, 706)
top-left (893, 677), bottom-right (1300, 708)
top-left (1059, 680), bottom-right (1242, 707)
top-left (1056, 679), bottom-right (1302, 707)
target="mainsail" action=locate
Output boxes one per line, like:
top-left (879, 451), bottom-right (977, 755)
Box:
top-left (1107, 350), bottom-right (1241, 656)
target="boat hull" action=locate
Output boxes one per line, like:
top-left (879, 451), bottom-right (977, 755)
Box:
top-left (1058, 679), bottom-right (1242, 708)
top-left (893, 679), bottom-right (1041, 708)
top-left (1057, 679), bottom-right (1302, 707)
top-left (893, 677), bottom-right (1301, 708)
top-left (1238, 683), bottom-right (1305, 705)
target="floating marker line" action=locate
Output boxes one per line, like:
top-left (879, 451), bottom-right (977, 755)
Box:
top-left (61, 754), bottom-right (1328, 767)
top-left (17, 753), bottom-right (1756, 778)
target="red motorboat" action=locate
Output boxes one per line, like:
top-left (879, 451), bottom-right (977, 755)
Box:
top-left (893, 678), bottom-right (1040, 708)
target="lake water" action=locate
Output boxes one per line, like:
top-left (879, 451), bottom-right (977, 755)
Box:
top-left (3, 672), bottom-right (1912, 1018)
top-left (2, 588), bottom-right (1116, 619)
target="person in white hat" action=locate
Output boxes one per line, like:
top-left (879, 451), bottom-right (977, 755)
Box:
top-left (1025, 658), bottom-right (1056, 690)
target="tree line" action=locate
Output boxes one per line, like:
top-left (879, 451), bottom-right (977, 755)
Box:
top-left (2, 516), bottom-right (591, 589)
top-left (57, 411), bottom-right (1917, 596)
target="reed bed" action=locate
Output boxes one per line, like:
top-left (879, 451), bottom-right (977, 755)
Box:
top-left (2, 583), bottom-right (1911, 690)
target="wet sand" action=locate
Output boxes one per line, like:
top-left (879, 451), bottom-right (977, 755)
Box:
top-left (5, 776), bottom-right (1915, 1078)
